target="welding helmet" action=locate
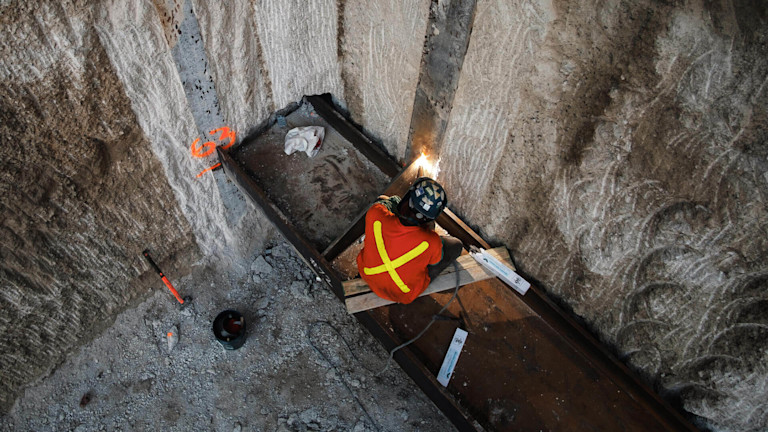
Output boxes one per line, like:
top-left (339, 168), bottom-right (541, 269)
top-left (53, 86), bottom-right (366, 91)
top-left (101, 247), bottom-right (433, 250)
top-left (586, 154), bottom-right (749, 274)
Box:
top-left (406, 177), bottom-right (447, 221)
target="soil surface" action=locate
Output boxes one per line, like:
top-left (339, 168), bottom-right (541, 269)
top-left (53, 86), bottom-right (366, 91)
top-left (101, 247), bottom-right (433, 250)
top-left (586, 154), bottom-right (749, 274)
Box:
top-left (0, 240), bottom-right (453, 432)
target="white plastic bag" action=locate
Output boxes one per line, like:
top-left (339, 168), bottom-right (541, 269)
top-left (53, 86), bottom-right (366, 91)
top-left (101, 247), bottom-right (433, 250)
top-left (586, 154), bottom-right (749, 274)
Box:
top-left (284, 126), bottom-right (325, 158)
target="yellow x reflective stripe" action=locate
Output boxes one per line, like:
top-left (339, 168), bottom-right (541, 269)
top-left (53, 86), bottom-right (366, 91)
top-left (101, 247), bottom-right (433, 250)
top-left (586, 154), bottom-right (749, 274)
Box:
top-left (363, 220), bottom-right (430, 293)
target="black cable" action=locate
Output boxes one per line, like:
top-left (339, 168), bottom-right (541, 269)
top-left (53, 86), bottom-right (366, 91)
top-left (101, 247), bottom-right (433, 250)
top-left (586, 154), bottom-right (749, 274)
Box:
top-left (377, 260), bottom-right (462, 376)
top-left (306, 321), bottom-right (381, 432)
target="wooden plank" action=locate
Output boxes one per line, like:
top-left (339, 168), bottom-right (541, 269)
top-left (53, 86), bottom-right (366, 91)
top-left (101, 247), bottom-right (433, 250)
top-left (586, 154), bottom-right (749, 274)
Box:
top-left (344, 248), bottom-right (514, 314)
top-left (344, 246), bottom-right (511, 296)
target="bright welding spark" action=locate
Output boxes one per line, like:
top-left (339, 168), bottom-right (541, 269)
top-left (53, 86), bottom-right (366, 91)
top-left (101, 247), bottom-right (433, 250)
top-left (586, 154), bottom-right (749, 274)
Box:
top-left (416, 152), bottom-right (441, 179)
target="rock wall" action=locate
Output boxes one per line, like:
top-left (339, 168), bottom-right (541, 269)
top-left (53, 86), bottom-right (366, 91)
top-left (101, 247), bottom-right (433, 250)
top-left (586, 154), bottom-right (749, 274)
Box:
top-left (0, 1), bottom-right (200, 413)
top-left (2, 0), bottom-right (766, 430)
top-left (437, 0), bottom-right (768, 430)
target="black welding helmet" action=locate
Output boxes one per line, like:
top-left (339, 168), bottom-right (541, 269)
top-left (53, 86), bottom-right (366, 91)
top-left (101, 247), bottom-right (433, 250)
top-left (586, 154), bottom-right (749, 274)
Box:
top-left (405, 177), bottom-right (447, 221)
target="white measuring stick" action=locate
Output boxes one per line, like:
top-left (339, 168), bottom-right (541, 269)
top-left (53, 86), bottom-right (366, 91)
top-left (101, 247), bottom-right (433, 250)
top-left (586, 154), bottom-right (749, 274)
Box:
top-left (470, 247), bottom-right (530, 296)
top-left (437, 328), bottom-right (468, 387)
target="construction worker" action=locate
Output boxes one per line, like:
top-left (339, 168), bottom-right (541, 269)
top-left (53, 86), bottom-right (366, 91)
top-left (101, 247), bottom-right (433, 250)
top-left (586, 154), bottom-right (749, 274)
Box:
top-left (356, 177), bottom-right (464, 304)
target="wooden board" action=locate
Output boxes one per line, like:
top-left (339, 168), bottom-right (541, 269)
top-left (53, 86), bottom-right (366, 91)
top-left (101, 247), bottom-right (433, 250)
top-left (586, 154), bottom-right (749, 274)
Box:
top-left (344, 247), bottom-right (512, 313)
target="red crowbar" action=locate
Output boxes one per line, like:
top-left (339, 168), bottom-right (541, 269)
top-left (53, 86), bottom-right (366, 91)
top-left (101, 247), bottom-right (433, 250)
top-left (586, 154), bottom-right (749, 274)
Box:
top-left (142, 250), bottom-right (184, 304)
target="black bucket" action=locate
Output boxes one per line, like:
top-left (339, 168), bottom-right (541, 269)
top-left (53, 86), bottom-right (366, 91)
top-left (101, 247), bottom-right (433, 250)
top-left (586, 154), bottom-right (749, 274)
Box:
top-left (212, 310), bottom-right (246, 350)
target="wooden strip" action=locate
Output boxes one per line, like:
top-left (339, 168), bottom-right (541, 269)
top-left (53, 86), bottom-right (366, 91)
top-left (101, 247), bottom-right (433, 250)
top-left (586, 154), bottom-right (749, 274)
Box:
top-left (344, 246), bottom-right (510, 297)
top-left (345, 249), bottom-right (514, 314)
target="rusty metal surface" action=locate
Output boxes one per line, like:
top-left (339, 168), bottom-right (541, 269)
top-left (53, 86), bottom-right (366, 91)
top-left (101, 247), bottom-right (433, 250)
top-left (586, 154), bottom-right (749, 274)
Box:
top-left (221, 99), bottom-right (697, 432)
top-left (231, 102), bottom-right (390, 251)
top-left (324, 163), bottom-right (696, 430)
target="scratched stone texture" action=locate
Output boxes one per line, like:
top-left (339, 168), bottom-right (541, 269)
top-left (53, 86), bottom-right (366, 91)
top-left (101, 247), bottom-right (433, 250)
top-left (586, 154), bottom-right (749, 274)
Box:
top-left (438, 0), bottom-right (556, 208)
top-left (0, 0), bottom-right (199, 413)
top-left (251, 0), bottom-right (344, 110)
top-left (438, 0), bottom-right (768, 430)
top-left (340, 0), bottom-right (431, 161)
top-left (2, 0), bottom-right (767, 430)
top-left (94, 0), bottom-right (268, 261)
top-left (190, 0), bottom-right (273, 139)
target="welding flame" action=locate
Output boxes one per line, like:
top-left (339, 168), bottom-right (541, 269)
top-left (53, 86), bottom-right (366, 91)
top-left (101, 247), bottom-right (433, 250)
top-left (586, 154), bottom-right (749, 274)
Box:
top-left (416, 152), bottom-right (441, 179)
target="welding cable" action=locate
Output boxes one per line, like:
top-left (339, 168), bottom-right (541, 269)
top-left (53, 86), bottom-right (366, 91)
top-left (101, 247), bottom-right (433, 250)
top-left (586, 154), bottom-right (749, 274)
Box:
top-left (307, 321), bottom-right (381, 432)
top-left (377, 260), bottom-right (462, 376)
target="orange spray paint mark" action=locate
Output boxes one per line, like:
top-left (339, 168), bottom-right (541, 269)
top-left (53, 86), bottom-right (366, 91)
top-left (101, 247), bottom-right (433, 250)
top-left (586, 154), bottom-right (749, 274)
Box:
top-left (190, 137), bottom-right (216, 158)
top-left (161, 275), bottom-right (184, 304)
top-left (196, 163), bottom-right (221, 178)
top-left (190, 126), bottom-right (236, 178)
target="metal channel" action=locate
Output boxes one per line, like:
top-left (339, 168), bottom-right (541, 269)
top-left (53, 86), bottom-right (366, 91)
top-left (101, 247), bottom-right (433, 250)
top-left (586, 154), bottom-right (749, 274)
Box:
top-left (218, 148), bottom-right (480, 430)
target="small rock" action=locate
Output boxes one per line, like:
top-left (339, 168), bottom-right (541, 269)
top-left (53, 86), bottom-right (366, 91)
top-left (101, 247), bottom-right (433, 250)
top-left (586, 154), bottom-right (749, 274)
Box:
top-left (167, 326), bottom-right (179, 352)
top-left (252, 274), bottom-right (262, 283)
top-left (398, 408), bottom-right (409, 421)
top-left (251, 256), bottom-right (273, 275)
top-left (300, 408), bottom-right (318, 424)
top-left (79, 392), bottom-right (93, 408)
top-left (233, 422), bottom-right (242, 432)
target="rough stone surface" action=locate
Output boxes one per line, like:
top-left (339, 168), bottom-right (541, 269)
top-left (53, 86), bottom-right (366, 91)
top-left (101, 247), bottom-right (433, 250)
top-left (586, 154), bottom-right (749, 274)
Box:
top-left (408, 0), bottom-right (476, 162)
top-left (0, 243), bottom-right (453, 431)
top-left (190, 0), bottom-right (273, 138)
top-left (252, 0), bottom-right (345, 110)
top-left (94, 0), bottom-right (251, 261)
top-left (340, 0), bottom-right (431, 161)
top-left (438, 1), bottom-right (768, 430)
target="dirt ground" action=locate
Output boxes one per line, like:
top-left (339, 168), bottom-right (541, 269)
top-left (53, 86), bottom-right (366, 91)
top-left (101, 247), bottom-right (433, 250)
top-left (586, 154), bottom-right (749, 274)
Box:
top-left (0, 239), bottom-right (453, 432)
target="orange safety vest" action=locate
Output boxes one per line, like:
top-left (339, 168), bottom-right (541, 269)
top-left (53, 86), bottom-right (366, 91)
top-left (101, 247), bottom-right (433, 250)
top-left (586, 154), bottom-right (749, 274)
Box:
top-left (356, 202), bottom-right (443, 304)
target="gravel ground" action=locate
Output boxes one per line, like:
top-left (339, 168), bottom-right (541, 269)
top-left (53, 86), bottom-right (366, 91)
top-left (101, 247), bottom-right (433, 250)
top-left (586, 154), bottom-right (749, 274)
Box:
top-left (0, 241), bottom-right (453, 432)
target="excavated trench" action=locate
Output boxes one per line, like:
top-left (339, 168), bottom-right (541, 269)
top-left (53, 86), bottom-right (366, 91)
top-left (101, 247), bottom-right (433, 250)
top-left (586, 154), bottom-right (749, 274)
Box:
top-left (2, 1), bottom-right (767, 431)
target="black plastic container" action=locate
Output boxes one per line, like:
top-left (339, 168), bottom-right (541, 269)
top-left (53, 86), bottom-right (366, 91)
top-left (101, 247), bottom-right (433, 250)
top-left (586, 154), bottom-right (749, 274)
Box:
top-left (212, 310), bottom-right (246, 350)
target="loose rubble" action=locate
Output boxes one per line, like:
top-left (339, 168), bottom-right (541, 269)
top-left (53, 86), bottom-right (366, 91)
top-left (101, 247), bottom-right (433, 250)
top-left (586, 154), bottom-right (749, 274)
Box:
top-left (0, 241), bottom-right (453, 432)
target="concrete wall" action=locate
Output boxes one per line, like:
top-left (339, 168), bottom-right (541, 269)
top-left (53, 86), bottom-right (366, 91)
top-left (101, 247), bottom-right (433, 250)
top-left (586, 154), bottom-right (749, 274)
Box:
top-left (1, 0), bottom-right (766, 430)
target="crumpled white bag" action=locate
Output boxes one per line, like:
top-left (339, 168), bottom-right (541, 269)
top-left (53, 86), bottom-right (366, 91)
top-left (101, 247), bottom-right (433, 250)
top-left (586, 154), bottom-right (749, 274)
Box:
top-left (284, 126), bottom-right (325, 158)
